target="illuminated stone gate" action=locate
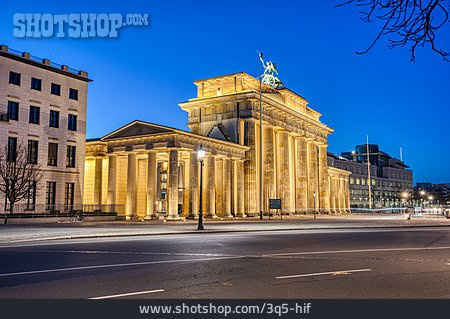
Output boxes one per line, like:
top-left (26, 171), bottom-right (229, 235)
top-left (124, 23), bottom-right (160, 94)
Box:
top-left (84, 72), bottom-right (350, 219)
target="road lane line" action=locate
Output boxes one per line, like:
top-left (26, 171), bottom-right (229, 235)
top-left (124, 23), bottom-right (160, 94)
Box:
top-left (276, 268), bottom-right (372, 279)
top-left (264, 246), bottom-right (450, 257)
top-left (0, 255), bottom-right (244, 278)
top-left (89, 289), bottom-right (164, 299)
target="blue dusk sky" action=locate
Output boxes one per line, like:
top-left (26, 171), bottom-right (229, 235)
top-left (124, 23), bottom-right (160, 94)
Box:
top-left (0, 1), bottom-right (449, 183)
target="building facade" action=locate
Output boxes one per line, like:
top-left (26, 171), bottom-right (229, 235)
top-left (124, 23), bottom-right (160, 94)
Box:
top-left (415, 182), bottom-right (450, 206)
top-left (84, 72), bottom-right (351, 219)
top-left (0, 45), bottom-right (90, 213)
top-left (329, 144), bottom-right (413, 209)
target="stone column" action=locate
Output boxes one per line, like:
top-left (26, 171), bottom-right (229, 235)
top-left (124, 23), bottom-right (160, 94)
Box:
top-left (235, 159), bottom-right (246, 217)
top-left (295, 137), bottom-right (308, 214)
top-left (318, 144), bottom-right (330, 213)
top-left (307, 140), bottom-right (319, 212)
top-left (205, 155), bottom-right (217, 218)
top-left (342, 179), bottom-right (347, 213)
top-left (145, 151), bottom-right (158, 220)
top-left (244, 120), bottom-right (257, 216)
top-left (263, 126), bottom-right (275, 212)
top-left (182, 153), bottom-right (190, 217)
top-left (223, 158), bottom-right (233, 217)
top-left (277, 130), bottom-right (291, 214)
top-left (125, 153), bottom-right (137, 220)
top-left (94, 157), bottom-right (103, 205)
top-left (106, 155), bottom-right (116, 206)
top-left (166, 149), bottom-right (181, 220)
top-left (338, 178), bottom-right (344, 214)
top-left (330, 177), bottom-right (337, 214)
top-left (188, 150), bottom-right (198, 219)
top-left (215, 158), bottom-right (224, 217)
top-left (343, 179), bottom-right (349, 213)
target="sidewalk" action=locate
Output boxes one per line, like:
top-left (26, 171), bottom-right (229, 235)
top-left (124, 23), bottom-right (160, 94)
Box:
top-left (0, 214), bottom-right (448, 244)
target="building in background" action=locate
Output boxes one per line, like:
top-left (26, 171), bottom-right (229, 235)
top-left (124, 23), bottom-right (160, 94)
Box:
top-left (415, 182), bottom-right (450, 206)
top-left (0, 45), bottom-right (91, 213)
top-left (84, 72), bottom-right (351, 220)
top-left (328, 144), bottom-right (413, 209)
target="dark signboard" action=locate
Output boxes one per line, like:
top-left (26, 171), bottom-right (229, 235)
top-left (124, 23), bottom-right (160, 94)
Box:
top-left (269, 199), bottom-right (281, 210)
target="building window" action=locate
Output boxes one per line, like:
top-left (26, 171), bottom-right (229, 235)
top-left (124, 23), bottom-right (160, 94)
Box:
top-left (7, 137), bottom-right (17, 162)
top-left (26, 181), bottom-right (37, 210)
top-left (29, 106), bottom-right (40, 124)
top-left (69, 88), bottom-right (78, 100)
top-left (64, 182), bottom-right (75, 211)
top-left (47, 142), bottom-right (58, 166)
top-left (49, 110), bottom-right (59, 128)
top-left (9, 71), bottom-right (21, 85)
top-left (46, 181), bottom-right (56, 211)
top-left (356, 178), bottom-right (360, 185)
top-left (66, 145), bottom-right (76, 168)
top-left (31, 77), bottom-right (42, 91)
top-left (51, 83), bottom-right (61, 96)
top-left (27, 140), bottom-right (39, 164)
top-left (7, 101), bottom-right (19, 121)
top-left (68, 114), bottom-right (77, 131)
top-left (350, 177), bottom-right (354, 184)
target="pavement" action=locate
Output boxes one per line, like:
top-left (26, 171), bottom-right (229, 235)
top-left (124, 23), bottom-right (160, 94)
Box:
top-left (0, 213), bottom-right (448, 244)
top-left (0, 224), bottom-right (449, 298)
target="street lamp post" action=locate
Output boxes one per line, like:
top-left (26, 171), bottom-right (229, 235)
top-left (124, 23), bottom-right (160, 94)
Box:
top-left (259, 75), bottom-right (263, 221)
top-left (428, 195), bottom-right (434, 208)
top-left (197, 147), bottom-right (206, 231)
top-left (420, 190), bottom-right (426, 209)
top-left (313, 191), bottom-right (317, 219)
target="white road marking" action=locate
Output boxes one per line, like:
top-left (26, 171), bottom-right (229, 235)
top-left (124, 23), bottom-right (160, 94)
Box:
top-left (89, 289), bottom-right (164, 300)
top-left (276, 268), bottom-right (372, 279)
top-left (0, 255), bottom-right (244, 278)
top-left (263, 246), bottom-right (450, 258)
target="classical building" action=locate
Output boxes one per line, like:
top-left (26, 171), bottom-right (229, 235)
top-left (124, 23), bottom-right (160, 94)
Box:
top-left (84, 72), bottom-right (350, 219)
top-left (0, 45), bottom-right (90, 213)
top-left (329, 144), bottom-right (413, 209)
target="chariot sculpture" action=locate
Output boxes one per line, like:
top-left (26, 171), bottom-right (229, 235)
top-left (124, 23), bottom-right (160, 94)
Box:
top-left (258, 51), bottom-right (284, 89)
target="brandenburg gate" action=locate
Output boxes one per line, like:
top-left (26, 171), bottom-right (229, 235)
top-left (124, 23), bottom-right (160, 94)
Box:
top-left (83, 72), bottom-right (350, 219)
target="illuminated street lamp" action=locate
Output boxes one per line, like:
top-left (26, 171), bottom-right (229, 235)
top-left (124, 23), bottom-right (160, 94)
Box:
top-left (419, 190), bottom-right (426, 208)
top-left (428, 195), bottom-right (434, 207)
top-left (197, 146), bottom-right (206, 231)
top-left (402, 191), bottom-right (409, 207)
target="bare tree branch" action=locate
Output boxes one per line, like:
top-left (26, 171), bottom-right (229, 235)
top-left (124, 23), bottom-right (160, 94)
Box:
top-left (337, 0), bottom-right (449, 62)
top-left (0, 142), bottom-right (44, 223)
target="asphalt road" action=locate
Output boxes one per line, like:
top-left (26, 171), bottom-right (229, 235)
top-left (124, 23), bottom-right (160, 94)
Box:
top-left (0, 227), bottom-right (449, 299)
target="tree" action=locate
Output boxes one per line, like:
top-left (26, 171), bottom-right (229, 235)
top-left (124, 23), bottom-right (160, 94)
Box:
top-left (0, 142), bottom-right (44, 224)
top-left (337, 0), bottom-right (449, 62)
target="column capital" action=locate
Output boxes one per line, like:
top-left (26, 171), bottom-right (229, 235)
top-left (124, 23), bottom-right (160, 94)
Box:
top-left (273, 126), bottom-right (286, 133)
